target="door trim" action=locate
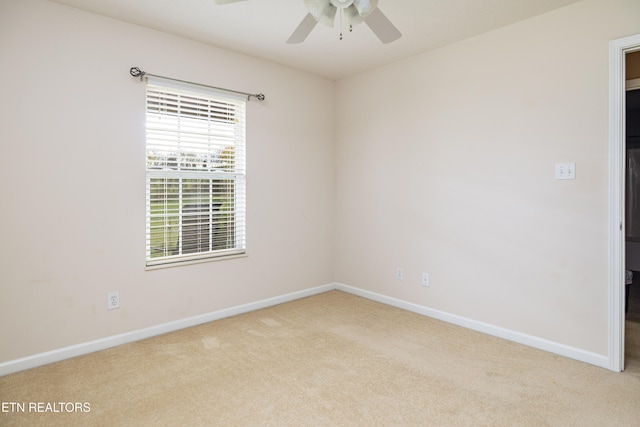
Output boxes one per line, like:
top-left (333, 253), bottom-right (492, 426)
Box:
top-left (609, 33), bottom-right (640, 372)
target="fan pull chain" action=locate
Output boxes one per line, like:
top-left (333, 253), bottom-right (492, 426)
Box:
top-left (338, 10), bottom-right (353, 41)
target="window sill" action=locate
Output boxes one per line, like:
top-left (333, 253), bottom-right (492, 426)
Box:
top-left (145, 252), bottom-right (248, 271)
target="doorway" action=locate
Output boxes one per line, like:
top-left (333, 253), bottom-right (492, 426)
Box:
top-left (610, 34), bottom-right (640, 372)
top-left (624, 52), bottom-right (640, 369)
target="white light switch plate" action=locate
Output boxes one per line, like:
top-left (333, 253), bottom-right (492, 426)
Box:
top-left (555, 162), bottom-right (575, 180)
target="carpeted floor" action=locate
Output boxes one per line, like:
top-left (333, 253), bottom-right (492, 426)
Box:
top-left (2, 290), bottom-right (640, 426)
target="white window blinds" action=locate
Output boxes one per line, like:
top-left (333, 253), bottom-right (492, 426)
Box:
top-left (145, 76), bottom-right (246, 267)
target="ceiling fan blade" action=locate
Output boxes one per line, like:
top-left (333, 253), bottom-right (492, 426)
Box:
top-left (304, 0), bottom-right (331, 21)
top-left (364, 8), bottom-right (401, 44)
top-left (213, 0), bottom-right (247, 4)
top-left (286, 13), bottom-right (318, 44)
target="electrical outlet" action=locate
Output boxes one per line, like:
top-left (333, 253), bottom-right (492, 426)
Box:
top-left (396, 268), bottom-right (404, 281)
top-left (422, 273), bottom-right (430, 287)
top-left (107, 291), bottom-right (120, 310)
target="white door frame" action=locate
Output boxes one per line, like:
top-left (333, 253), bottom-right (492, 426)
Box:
top-left (609, 33), bottom-right (640, 372)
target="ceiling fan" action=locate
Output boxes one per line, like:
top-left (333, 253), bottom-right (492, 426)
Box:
top-left (213, 0), bottom-right (402, 44)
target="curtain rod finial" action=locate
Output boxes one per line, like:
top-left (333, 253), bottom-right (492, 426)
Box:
top-left (130, 67), bottom-right (145, 80)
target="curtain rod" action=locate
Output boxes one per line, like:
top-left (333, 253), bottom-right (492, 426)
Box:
top-left (129, 67), bottom-right (265, 101)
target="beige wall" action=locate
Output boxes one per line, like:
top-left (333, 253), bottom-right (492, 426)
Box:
top-left (2, 0), bottom-right (640, 367)
top-left (0, 0), bottom-right (335, 362)
top-left (334, 0), bottom-right (640, 356)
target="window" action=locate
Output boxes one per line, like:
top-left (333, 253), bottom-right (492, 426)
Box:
top-left (145, 77), bottom-right (246, 267)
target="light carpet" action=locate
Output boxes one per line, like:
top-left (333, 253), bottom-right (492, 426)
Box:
top-left (1, 291), bottom-right (640, 426)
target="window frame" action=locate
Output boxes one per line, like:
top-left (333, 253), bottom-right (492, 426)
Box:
top-left (144, 76), bottom-right (247, 269)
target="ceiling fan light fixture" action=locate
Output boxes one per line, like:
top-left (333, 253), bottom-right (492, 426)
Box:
top-left (212, 0), bottom-right (246, 4)
top-left (353, 0), bottom-right (377, 17)
top-left (319, 5), bottom-right (338, 27)
top-left (330, 0), bottom-right (354, 7)
top-left (306, 0), bottom-right (378, 28)
top-left (343, 5), bottom-right (363, 26)
top-left (304, 0), bottom-right (337, 27)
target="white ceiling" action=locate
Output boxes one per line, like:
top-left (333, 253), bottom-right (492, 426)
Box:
top-left (50, 0), bottom-right (582, 80)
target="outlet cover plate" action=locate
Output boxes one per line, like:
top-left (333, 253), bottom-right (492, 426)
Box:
top-left (422, 273), bottom-right (430, 287)
top-left (108, 291), bottom-right (120, 310)
top-left (555, 162), bottom-right (575, 180)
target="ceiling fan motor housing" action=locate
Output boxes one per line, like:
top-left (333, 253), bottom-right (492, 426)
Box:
top-left (305, 0), bottom-right (379, 27)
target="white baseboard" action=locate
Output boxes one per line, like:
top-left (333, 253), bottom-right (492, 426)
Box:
top-left (334, 283), bottom-right (610, 370)
top-left (0, 282), bottom-right (610, 376)
top-left (0, 284), bottom-right (335, 376)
